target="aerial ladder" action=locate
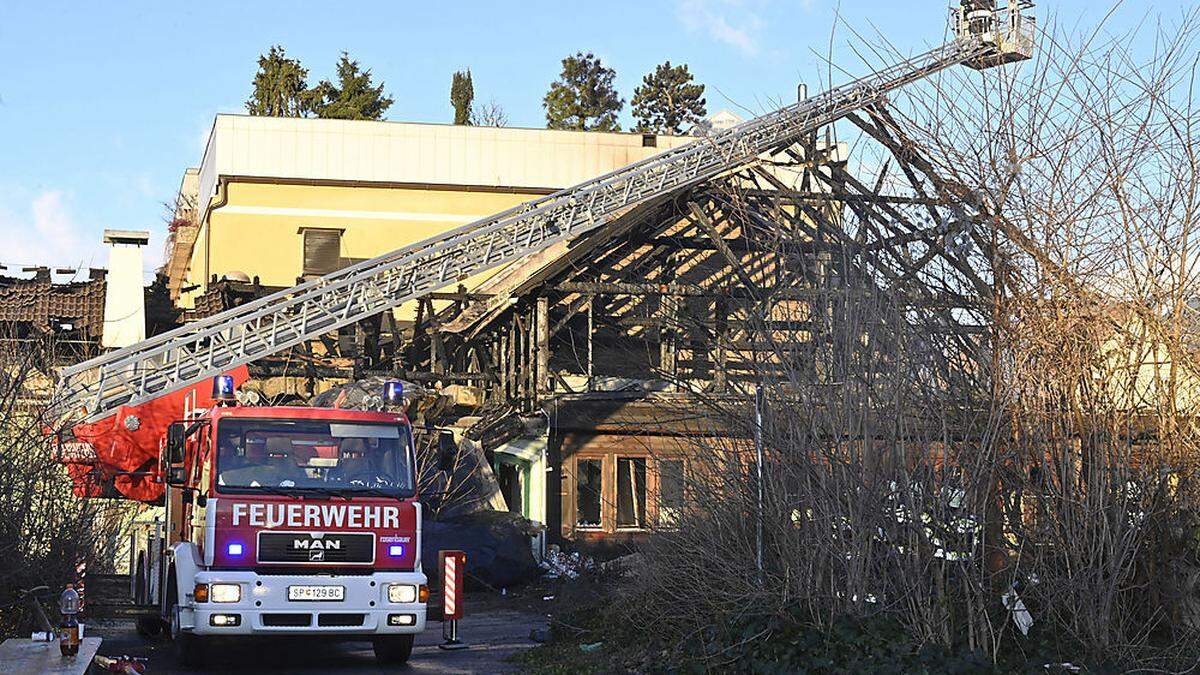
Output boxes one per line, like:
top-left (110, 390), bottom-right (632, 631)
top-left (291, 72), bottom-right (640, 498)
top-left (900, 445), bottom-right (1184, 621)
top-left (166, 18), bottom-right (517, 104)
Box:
top-left (52, 2), bottom-right (1035, 500)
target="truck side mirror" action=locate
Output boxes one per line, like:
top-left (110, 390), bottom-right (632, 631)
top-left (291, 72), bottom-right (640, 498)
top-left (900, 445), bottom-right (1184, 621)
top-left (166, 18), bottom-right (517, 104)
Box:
top-left (438, 431), bottom-right (457, 472)
top-left (166, 422), bottom-right (186, 464)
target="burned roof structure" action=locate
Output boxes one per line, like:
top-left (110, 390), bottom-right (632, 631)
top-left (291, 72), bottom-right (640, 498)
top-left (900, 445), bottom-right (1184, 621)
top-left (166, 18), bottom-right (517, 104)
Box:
top-left (0, 267), bottom-right (108, 342)
top-left (377, 107), bottom-right (999, 548)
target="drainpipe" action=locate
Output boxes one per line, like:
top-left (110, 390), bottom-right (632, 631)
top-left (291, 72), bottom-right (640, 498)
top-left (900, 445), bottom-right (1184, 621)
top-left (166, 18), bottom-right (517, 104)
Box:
top-left (202, 177), bottom-right (232, 293)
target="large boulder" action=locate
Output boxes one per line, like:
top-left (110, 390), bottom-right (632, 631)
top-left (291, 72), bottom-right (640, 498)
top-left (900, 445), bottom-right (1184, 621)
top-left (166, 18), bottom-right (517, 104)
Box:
top-left (422, 510), bottom-right (544, 589)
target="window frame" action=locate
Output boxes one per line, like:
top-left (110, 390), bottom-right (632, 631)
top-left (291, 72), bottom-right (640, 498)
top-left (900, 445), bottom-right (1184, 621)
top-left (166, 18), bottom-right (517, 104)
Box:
top-left (298, 227), bottom-right (345, 278)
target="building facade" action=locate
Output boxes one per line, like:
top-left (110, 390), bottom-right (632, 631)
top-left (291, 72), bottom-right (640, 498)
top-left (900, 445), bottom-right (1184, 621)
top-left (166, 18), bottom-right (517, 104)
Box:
top-left (166, 115), bottom-right (694, 319)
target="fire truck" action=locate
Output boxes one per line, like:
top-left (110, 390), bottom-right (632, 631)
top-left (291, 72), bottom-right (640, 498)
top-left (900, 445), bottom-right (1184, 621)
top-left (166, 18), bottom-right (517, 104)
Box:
top-left (111, 375), bottom-right (426, 666)
top-left (50, 2), bottom-right (1032, 667)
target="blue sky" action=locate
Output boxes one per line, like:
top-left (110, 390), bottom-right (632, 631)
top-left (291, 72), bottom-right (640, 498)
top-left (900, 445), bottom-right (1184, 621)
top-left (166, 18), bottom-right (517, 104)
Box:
top-left (0, 1), bottom-right (1176, 279)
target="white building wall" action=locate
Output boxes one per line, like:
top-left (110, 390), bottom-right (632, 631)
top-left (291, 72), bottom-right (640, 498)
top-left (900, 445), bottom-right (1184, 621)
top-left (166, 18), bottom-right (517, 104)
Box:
top-left (196, 115), bottom-right (696, 215)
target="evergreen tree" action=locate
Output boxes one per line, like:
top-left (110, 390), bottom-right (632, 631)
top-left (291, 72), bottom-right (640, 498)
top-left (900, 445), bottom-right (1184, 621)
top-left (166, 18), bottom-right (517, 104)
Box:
top-left (245, 46), bottom-right (312, 117)
top-left (631, 61), bottom-right (707, 134)
top-left (309, 52), bottom-right (394, 120)
top-left (543, 52), bottom-right (623, 131)
top-left (450, 70), bottom-right (474, 125)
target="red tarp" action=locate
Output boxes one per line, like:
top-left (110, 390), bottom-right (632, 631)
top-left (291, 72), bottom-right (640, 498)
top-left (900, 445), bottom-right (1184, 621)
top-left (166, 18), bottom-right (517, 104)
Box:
top-left (64, 366), bottom-right (250, 502)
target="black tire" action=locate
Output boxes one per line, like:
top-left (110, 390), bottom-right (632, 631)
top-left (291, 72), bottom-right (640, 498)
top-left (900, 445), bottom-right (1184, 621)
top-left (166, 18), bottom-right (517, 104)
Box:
top-left (167, 589), bottom-right (205, 667)
top-left (134, 555), bottom-right (147, 605)
top-left (373, 634), bottom-right (415, 665)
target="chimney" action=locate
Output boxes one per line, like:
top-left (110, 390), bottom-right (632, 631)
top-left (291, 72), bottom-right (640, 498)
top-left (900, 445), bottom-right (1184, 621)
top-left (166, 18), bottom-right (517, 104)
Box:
top-left (102, 229), bottom-right (150, 349)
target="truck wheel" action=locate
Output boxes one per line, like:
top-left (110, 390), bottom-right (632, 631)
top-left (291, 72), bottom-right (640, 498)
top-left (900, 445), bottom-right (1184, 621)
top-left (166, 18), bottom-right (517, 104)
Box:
top-left (134, 555), bottom-right (147, 604)
top-left (168, 597), bottom-right (206, 667)
top-left (373, 634), bottom-right (414, 664)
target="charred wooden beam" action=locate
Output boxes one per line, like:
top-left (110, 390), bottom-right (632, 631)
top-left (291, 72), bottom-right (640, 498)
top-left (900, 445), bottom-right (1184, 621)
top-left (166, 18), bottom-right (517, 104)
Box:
top-left (687, 202), bottom-right (761, 297)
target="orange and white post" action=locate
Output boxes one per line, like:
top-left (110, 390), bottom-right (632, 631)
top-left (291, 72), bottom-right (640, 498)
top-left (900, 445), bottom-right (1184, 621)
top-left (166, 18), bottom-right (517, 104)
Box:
top-left (439, 550), bottom-right (467, 650)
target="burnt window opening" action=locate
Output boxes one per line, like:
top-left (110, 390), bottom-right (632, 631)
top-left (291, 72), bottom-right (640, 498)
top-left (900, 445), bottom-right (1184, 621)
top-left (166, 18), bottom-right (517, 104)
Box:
top-left (616, 457), bottom-right (647, 529)
top-left (497, 462), bottom-right (524, 515)
top-left (658, 459), bottom-right (685, 525)
top-left (576, 459), bottom-right (603, 528)
top-left (301, 228), bottom-right (343, 277)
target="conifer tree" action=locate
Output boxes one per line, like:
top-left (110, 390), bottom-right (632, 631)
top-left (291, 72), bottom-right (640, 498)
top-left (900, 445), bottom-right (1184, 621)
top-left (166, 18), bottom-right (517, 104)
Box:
top-left (543, 52), bottom-right (623, 131)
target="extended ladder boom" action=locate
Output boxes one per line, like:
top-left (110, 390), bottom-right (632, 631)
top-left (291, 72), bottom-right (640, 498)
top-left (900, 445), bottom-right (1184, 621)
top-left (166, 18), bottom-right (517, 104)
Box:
top-left (56, 6), bottom-right (1034, 422)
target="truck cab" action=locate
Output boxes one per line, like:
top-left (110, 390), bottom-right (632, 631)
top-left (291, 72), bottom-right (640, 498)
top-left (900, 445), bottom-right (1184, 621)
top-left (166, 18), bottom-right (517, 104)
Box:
top-left (130, 380), bottom-right (427, 666)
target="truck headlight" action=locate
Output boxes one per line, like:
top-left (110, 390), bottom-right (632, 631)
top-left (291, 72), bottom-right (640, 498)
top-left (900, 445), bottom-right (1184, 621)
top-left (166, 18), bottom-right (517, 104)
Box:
top-left (388, 584), bottom-right (417, 603)
top-left (210, 583), bottom-right (241, 603)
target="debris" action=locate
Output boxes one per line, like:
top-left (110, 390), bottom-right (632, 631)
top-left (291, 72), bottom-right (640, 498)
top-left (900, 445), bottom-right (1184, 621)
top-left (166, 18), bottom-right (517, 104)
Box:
top-left (600, 552), bottom-right (645, 577)
top-left (422, 510), bottom-right (544, 588)
top-left (1002, 586), bottom-right (1034, 636)
top-left (540, 548), bottom-right (596, 580)
top-left (580, 642), bottom-right (603, 653)
top-left (542, 595), bottom-right (555, 601)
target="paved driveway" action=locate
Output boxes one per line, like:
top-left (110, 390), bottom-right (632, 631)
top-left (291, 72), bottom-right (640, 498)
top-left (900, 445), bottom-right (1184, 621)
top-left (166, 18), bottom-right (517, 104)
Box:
top-left (89, 609), bottom-right (545, 674)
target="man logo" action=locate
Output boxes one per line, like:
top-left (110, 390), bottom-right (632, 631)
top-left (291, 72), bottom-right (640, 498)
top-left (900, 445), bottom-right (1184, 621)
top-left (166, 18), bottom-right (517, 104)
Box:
top-left (293, 537), bottom-right (342, 562)
top-left (292, 538), bottom-right (343, 551)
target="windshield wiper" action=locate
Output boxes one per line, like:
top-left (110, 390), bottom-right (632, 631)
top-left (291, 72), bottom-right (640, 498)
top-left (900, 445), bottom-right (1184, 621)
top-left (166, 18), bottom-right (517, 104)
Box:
top-left (298, 487), bottom-right (353, 501)
top-left (231, 485), bottom-right (354, 500)
top-left (350, 487), bottom-right (405, 501)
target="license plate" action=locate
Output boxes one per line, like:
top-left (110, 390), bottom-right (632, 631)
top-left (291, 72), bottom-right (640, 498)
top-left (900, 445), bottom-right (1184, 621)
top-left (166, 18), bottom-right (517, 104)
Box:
top-left (288, 585), bottom-right (344, 601)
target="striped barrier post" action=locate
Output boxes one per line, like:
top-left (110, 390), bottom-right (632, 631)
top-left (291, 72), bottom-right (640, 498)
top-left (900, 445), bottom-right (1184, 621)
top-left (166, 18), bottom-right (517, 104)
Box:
top-left (439, 550), bottom-right (467, 650)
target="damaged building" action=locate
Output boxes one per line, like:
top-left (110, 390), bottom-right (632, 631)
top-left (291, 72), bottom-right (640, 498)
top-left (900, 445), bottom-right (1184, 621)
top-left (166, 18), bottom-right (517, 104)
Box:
top-left (157, 108), bottom-right (993, 555)
top-left (0, 229), bottom-right (177, 361)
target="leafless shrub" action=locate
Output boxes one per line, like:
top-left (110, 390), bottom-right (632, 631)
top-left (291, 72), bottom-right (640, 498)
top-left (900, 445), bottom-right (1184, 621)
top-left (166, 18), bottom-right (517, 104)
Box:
top-left (615, 8), bottom-right (1200, 669)
top-left (470, 98), bottom-right (508, 127)
top-left (0, 329), bottom-right (125, 637)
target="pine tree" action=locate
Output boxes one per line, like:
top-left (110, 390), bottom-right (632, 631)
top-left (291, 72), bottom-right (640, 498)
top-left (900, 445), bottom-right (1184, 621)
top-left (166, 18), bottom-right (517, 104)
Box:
top-left (543, 52), bottom-right (623, 132)
top-left (245, 46), bottom-right (312, 117)
top-left (450, 70), bottom-right (475, 125)
top-left (309, 53), bottom-right (394, 120)
top-left (631, 61), bottom-right (707, 134)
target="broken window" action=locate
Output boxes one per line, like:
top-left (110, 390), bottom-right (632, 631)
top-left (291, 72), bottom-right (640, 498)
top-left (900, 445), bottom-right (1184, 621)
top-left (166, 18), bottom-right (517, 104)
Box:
top-left (576, 459), bottom-right (603, 528)
top-left (616, 457), bottom-right (647, 529)
top-left (301, 228), bottom-right (343, 277)
top-left (658, 459), bottom-right (685, 525)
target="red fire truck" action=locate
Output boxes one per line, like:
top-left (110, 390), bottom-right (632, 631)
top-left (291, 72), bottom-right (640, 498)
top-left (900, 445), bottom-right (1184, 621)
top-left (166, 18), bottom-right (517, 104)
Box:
top-left (93, 375), bottom-right (427, 666)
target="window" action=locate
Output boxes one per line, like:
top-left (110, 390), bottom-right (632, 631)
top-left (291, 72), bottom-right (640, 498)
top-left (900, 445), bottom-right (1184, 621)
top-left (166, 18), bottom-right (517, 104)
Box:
top-left (658, 459), bottom-right (685, 525)
top-left (497, 462), bottom-right (524, 515)
top-left (641, 133), bottom-right (657, 148)
top-left (215, 419), bottom-right (415, 497)
top-left (576, 459), bottom-right (602, 528)
top-left (301, 228), bottom-right (343, 277)
top-left (616, 457), bottom-right (647, 529)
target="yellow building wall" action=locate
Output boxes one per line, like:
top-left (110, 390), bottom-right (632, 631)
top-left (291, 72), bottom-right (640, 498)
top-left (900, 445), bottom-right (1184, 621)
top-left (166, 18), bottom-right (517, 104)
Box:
top-left (182, 180), bottom-right (545, 320)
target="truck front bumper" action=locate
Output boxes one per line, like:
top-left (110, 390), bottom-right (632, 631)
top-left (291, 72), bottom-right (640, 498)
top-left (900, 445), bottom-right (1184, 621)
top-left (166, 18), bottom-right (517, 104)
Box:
top-left (181, 570), bottom-right (427, 636)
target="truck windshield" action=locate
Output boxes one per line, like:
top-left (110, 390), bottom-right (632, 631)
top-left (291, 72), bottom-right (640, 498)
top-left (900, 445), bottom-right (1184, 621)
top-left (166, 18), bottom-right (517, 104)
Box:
top-left (215, 418), bottom-right (415, 497)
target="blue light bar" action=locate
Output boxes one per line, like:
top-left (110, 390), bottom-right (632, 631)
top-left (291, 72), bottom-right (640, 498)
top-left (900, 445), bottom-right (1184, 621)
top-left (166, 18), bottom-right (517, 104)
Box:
top-left (388, 544), bottom-right (404, 557)
top-left (227, 542), bottom-right (244, 557)
top-left (383, 381), bottom-right (404, 404)
top-left (212, 374), bottom-right (236, 401)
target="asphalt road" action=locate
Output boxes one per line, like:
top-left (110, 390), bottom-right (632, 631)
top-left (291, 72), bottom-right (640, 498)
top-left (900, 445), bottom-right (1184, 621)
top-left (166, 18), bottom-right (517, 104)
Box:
top-left (88, 609), bottom-right (546, 674)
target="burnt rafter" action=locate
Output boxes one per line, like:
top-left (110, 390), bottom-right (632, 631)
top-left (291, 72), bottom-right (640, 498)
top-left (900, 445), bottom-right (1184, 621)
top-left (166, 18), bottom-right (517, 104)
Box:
top-left (390, 125), bottom-right (1000, 407)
